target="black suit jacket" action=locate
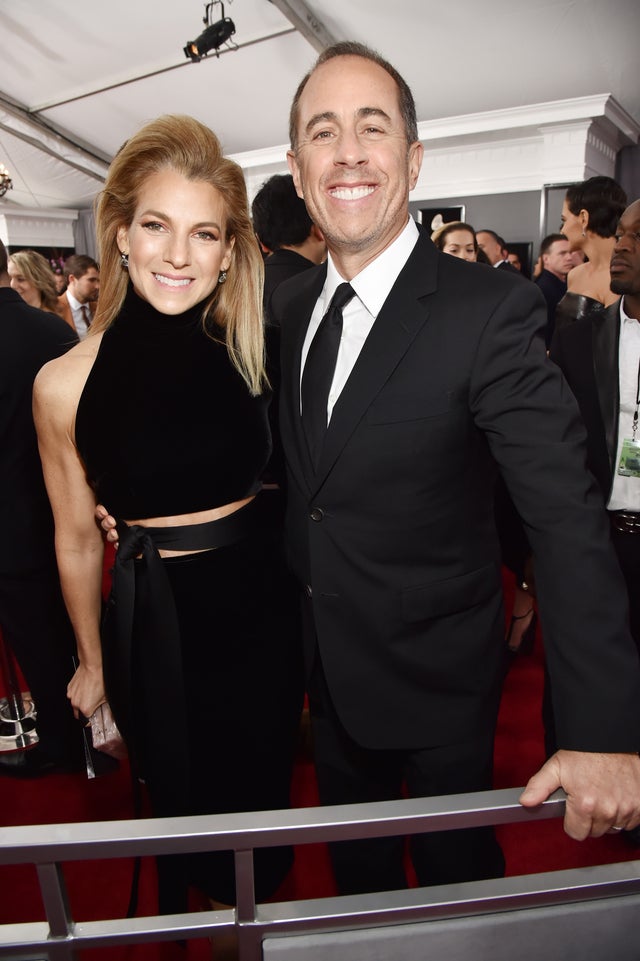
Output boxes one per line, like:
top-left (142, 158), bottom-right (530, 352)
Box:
top-left (550, 299), bottom-right (621, 500)
top-left (536, 269), bottom-right (567, 348)
top-left (273, 232), bottom-right (640, 753)
top-left (0, 288), bottom-right (78, 572)
top-left (263, 249), bottom-right (315, 325)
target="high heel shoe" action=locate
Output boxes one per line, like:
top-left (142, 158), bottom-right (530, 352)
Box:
top-left (506, 608), bottom-right (537, 654)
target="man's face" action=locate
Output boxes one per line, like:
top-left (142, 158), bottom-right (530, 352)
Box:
top-left (543, 240), bottom-right (574, 280)
top-left (69, 267), bottom-right (100, 303)
top-left (476, 232), bottom-right (503, 266)
top-left (287, 55), bottom-right (423, 272)
top-left (610, 201), bottom-right (640, 297)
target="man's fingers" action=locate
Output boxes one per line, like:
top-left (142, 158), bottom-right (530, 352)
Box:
top-left (519, 756), bottom-right (561, 808)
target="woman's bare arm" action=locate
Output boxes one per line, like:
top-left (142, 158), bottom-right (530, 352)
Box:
top-left (33, 340), bottom-right (106, 719)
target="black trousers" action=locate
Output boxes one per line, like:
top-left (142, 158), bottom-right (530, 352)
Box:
top-left (305, 603), bottom-right (505, 896)
top-left (0, 562), bottom-right (82, 762)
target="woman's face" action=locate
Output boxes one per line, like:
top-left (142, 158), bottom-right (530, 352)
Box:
top-left (560, 199), bottom-right (585, 251)
top-left (117, 169), bottom-right (235, 315)
top-left (441, 229), bottom-right (477, 262)
top-left (8, 260), bottom-right (42, 308)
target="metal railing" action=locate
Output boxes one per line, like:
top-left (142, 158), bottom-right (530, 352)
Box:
top-left (1, 786), bottom-right (639, 960)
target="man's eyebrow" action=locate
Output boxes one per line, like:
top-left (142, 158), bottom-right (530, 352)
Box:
top-left (304, 106), bottom-right (392, 136)
top-left (357, 107), bottom-right (392, 124)
top-left (305, 111), bottom-right (338, 135)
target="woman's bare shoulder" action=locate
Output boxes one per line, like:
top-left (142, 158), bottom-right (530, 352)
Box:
top-left (35, 332), bottom-right (103, 406)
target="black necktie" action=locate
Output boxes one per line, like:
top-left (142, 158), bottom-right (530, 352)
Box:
top-left (81, 304), bottom-right (91, 330)
top-left (302, 282), bottom-right (354, 468)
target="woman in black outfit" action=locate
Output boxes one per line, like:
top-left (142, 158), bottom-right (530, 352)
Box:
top-left (33, 115), bottom-right (303, 928)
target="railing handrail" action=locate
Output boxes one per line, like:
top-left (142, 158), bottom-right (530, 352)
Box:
top-left (0, 786), bottom-right (566, 864)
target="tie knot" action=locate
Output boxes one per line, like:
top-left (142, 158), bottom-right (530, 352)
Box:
top-left (328, 282), bottom-right (354, 313)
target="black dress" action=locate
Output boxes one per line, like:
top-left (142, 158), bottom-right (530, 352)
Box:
top-left (554, 290), bottom-right (605, 332)
top-left (75, 287), bottom-right (304, 910)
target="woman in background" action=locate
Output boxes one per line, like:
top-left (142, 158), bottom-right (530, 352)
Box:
top-left (33, 115), bottom-right (303, 945)
top-left (431, 220), bottom-right (478, 262)
top-left (555, 175), bottom-right (626, 330)
top-left (8, 249), bottom-right (61, 314)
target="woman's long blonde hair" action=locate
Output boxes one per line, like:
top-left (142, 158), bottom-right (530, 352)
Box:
top-left (93, 114), bottom-right (265, 394)
top-left (9, 250), bottom-right (60, 313)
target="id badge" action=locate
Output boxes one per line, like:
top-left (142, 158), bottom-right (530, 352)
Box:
top-left (617, 438), bottom-right (640, 477)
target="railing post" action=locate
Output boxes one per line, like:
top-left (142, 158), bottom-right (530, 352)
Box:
top-left (235, 848), bottom-right (262, 961)
top-left (36, 861), bottom-right (77, 960)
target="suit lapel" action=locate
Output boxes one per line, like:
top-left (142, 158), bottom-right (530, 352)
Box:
top-left (313, 232), bottom-right (438, 491)
top-left (591, 300), bottom-right (621, 481)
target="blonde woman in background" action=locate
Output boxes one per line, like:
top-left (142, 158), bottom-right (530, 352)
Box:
top-left (8, 249), bottom-right (61, 314)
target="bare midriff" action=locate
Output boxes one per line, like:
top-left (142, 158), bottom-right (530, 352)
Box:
top-left (124, 495), bottom-right (255, 557)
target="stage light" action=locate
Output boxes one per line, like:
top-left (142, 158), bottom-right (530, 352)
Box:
top-left (0, 163), bottom-right (13, 198)
top-left (184, 2), bottom-right (236, 62)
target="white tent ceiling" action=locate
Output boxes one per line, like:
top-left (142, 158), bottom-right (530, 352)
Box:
top-left (0, 0), bottom-right (639, 212)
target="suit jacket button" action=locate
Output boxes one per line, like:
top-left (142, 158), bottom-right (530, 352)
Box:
top-left (310, 507), bottom-right (324, 522)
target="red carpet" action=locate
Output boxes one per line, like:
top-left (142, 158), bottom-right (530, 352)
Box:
top-left (1, 570), bottom-right (637, 960)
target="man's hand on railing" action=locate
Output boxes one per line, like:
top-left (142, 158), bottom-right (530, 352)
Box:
top-left (520, 750), bottom-right (640, 838)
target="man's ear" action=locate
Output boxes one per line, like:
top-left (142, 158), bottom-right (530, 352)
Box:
top-left (287, 150), bottom-right (304, 200)
top-left (407, 141), bottom-right (424, 191)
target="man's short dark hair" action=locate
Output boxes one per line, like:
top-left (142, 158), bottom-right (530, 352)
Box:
top-left (477, 228), bottom-right (506, 249)
top-left (539, 233), bottom-right (566, 257)
top-left (565, 176), bottom-right (627, 239)
top-left (63, 254), bottom-right (98, 282)
top-left (0, 239), bottom-right (8, 276)
top-left (289, 40), bottom-right (418, 152)
top-left (252, 175), bottom-right (313, 251)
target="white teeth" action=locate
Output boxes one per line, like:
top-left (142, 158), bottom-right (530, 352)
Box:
top-left (330, 185), bottom-right (375, 200)
top-left (154, 274), bottom-right (191, 287)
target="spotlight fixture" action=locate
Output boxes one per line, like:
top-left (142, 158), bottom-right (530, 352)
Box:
top-left (0, 163), bottom-right (13, 198)
top-left (184, 1), bottom-right (236, 62)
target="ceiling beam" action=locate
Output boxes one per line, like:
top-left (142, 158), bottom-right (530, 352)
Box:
top-left (267, 0), bottom-right (337, 52)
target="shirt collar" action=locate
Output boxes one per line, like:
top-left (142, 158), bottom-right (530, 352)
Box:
top-left (323, 217), bottom-right (420, 318)
top-left (620, 296), bottom-right (638, 326)
top-left (66, 290), bottom-right (82, 311)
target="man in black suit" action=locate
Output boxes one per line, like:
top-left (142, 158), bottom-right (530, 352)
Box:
top-left (551, 198), bottom-right (640, 675)
top-left (251, 173), bottom-right (326, 324)
top-left (536, 233), bottom-right (574, 347)
top-left (0, 240), bottom-right (82, 775)
top-left (476, 228), bottom-right (521, 273)
top-left (273, 41), bottom-right (640, 895)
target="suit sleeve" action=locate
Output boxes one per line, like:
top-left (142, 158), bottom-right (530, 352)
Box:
top-left (470, 280), bottom-right (640, 752)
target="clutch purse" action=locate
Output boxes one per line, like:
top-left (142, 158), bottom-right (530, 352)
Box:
top-left (89, 702), bottom-right (128, 760)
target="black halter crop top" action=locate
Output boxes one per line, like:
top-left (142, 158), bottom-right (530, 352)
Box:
top-left (75, 287), bottom-right (271, 519)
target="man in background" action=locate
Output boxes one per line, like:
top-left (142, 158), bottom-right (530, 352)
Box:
top-left (477, 228), bottom-right (521, 273)
top-left (550, 201), bottom-right (640, 813)
top-left (58, 254), bottom-right (99, 339)
top-left (536, 233), bottom-right (574, 347)
top-left (252, 174), bottom-right (326, 324)
top-left (0, 240), bottom-right (82, 776)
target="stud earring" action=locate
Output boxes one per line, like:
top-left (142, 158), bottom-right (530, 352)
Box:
top-left (120, 251), bottom-right (129, 269)
top-left (218, 269), bottom-right (227, 284)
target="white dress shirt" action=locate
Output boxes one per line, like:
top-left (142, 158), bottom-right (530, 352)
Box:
top-left (608, 297), bottom-right (640, 511)
top-left (66, 290), bottom-right (91, 339)
top-left (300, 217), bottom-right (420, 422)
